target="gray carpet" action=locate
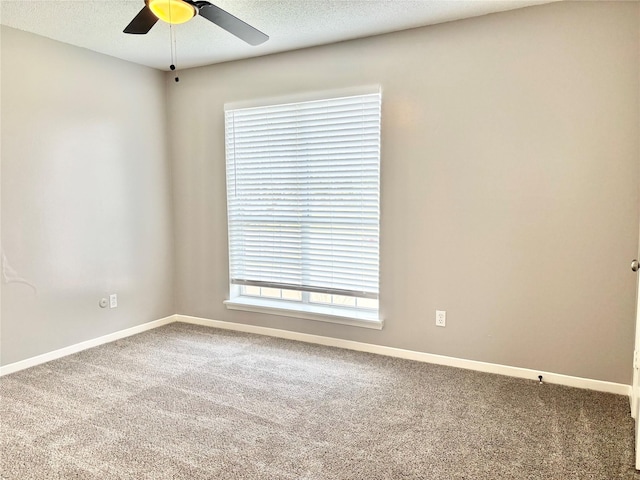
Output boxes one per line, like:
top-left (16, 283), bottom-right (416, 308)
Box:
top-left (1, 322), bottom-right (638, 479)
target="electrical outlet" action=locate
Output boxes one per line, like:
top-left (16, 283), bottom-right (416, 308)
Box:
top-left (109, 294), bottom-right (118, 309)
top-left (436, 310), bottom-right (446, 327)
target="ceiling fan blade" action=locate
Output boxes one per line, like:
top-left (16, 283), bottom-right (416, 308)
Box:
top-left (124, 6), bottom-right (159, 34)
top-left (197, 3), bottom-right (268, 46)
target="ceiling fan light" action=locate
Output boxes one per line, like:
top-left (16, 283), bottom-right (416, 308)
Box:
top-left (147, 0), bottom-right (196, 25)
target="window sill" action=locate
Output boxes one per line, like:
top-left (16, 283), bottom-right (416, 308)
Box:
top-left (223, 296), bottom-right (383, 330)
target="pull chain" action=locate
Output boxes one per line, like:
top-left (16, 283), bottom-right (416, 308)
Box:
top-left (169, 24), bottom-right (179, 82)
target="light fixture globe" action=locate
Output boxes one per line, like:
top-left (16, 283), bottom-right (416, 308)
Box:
top-left (147, 0), bottom-right (196, 25)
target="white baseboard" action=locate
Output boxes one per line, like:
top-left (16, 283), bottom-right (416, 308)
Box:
top-left (176, 314), bottom-right (631, 397)
top-left (0, 315), bottom-right (176, 376)
top-left (1, 313), bottom-right (631, 398)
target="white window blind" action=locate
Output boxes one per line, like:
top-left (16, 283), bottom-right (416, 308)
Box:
top-left (225, 91), bottom-right (381, 300)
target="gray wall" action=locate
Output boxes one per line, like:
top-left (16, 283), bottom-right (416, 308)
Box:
top-left (0, 26), bottom-right (175, 365)
top-left (1, 2), bottom-right (638, 386)
top-left (168, 1), bottom-right (640, 384)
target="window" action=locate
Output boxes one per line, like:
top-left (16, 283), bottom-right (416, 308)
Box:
top-left (224, 88), bottom-right (382, 328)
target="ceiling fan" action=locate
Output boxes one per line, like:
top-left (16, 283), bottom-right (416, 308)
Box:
top-left (123, 0), bottom-right (269, 46)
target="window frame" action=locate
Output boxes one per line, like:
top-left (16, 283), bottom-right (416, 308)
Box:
top-left (223, 86), bottom-right (383, 329)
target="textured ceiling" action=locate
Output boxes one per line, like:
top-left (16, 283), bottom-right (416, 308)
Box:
top-left (1, 0), bottom-right (559, 71)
